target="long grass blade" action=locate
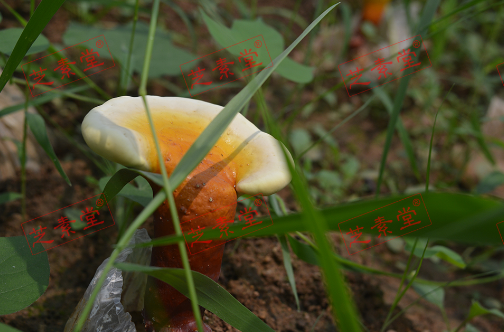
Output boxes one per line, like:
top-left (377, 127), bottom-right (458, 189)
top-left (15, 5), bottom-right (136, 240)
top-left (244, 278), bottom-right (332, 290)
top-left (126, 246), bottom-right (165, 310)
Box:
top-left (278, 234), bottom-right (301, 311)
top-left (426, 84), bottom-right (455, 191)
top-left (26, 113), bottom-right (71, 186)
top-left (116, 263), bottom-right (276, 332)
top-left (372, 87), bottom-right (421, 180)
top-left (375, 0), bottom-right (441, 197)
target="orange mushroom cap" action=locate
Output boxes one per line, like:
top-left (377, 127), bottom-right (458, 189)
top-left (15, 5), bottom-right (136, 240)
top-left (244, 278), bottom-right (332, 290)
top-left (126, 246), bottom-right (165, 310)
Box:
top-left (81, 96), bottom-right (293, 196)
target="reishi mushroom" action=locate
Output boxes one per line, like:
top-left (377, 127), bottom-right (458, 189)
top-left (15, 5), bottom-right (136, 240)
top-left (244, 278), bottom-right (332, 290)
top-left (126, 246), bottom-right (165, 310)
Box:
top-left (81, 96), bottom-right (293, 332)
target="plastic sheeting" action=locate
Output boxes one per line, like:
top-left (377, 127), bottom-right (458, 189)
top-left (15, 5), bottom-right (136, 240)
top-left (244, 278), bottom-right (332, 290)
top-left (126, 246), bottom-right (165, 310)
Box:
top-left (64, 229), bottom-right (152, 332)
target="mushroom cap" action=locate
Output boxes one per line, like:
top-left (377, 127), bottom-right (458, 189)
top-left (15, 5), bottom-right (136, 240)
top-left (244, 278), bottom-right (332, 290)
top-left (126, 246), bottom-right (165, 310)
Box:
top-left (81, 96), bottom-right (293, 196)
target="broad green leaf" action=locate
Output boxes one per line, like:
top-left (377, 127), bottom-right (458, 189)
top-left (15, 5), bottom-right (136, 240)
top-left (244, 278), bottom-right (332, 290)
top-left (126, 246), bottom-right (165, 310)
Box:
top-left (404, 238), bottom-right (466, 268)
top-left (0, 192), bottom-right (22, 204)
top-left (115, 263), bottom-right (275, 332)
top-left (201, 14), bottom-right (314, 83)
top-left (200, 10), bottom-right (237, 49)
top-left (0, 28), bottom-right (49, 56)
top-left (476, 171), bottom-right (504, 194)
top-left (230, 19), bottom-right (314, 83)
top-left (62, 21), bottom-right (197, 77)
top-left (0, 0), bottom-right (66, 92)
top-left (411, 283), bottom-right (445, 308)
top-left (0, 236), bottom-right (50, 315)
top-left (467, 300), bottom-right (504, 321)
top-left (99, 175), bottom-right (153, 207)
top-left (0, 323), bottom-right (23, 332)
top-left (273, 57), bottom-right (314, 83)
top-left (66, 208), bottom-right (87, 230)
top-left (26, 113), bottom-right (71, 186)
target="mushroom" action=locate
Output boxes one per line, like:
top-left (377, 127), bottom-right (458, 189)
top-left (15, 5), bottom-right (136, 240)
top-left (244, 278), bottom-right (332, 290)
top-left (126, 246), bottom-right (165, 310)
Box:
top-left (81, 96), bottom-right (293, 332)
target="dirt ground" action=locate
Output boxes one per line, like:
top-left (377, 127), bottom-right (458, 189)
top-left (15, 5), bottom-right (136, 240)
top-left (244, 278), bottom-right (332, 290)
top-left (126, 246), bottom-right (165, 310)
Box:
top-left (0, 150), bottom-right (503, 332)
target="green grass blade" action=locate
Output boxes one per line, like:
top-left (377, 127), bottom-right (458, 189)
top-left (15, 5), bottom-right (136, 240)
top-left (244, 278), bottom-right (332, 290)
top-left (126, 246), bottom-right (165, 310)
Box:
top-left (137, 0), bottom-right (204, 329)
top-left (134, 192), bottom-right (504, 248)
top-left (169, 4), bottom-right (339, 190)
top-left (373, 87), bottom-right (421, 180)
top-left (119, 0), bottom-right (139, 96)
top-left (0, 85), bottom-right (90, 119)
top-left (470, 111), bottom-right (495, 165)
top-left (163, 0), bottom-right (197, 52)
top-left (375, 0), bottom-right (441, 197)
top-left (0, 0), bottom-right (66, 92)
top-left (278, 234), bottom-right (300, 311)
top-left (26, 112), bottom-right (71, 186)
top-left (426, 84), bottom-right (454, 192)
top-left (115, 263), bottom-right (276, 332)
top-left (253, 48), bottom-right (362, 332)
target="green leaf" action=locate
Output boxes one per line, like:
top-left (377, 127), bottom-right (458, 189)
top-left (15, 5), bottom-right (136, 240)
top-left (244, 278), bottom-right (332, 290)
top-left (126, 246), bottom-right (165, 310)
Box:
top-left (404, 238), bottom-right (466, 268)
top-left (289, 128), bottom-right (313, 156)
top-left (99, 175), bottom-right (153, 207)
top-left (411, 283), bottom-right (445, 308)
top-left (476, 171), bottom-right (504, 194)
top-left (287, 234), bottom-right (320, 266)
top-left (142, 192), bottom-right (504, 248)
top-left (316, 170), bottom-right (342, 191)
top-left (0, 0), bottom-right (66, 92)
top-left (26, 112), bottom-right (71, 186)
top-left (66, 208), bottom-right (87, 230)
top-left (115, 263), bottom-right (275, 332)
top-left (0, 236), bottom-right (50, 315)
top-left (274, 57), bottom-right (314, 83)
top-left (201, 14), bottom-right (314, 83)
top-left (467, 300), bottom-right (504, 321)
top-left (200, 10), bottom-right (236, 49)
top-left (0, 28), bottom-right (49, 56)
top-left (62, 21), bottom-right (197, 77)
top-left (0, 323), bottom-right (24, 332)
top-left (0, 192), bottom-right (22, 204)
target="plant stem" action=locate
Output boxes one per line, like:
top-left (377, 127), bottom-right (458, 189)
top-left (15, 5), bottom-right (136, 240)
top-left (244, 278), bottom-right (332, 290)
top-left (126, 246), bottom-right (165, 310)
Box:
top-left (138, 0), bottom-right (204, 330)
top-left (119, 0), bottom-right (140, 96)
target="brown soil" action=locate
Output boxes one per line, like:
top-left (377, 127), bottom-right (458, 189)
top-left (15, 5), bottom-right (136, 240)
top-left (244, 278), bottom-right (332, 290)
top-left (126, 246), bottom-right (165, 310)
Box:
top-left (0, 159), bottom-right (417, 332)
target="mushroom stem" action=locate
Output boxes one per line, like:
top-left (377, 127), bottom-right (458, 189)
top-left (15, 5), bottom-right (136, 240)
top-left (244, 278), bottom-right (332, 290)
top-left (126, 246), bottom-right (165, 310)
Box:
top-left (143, 162), bottom-right (237, 332)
